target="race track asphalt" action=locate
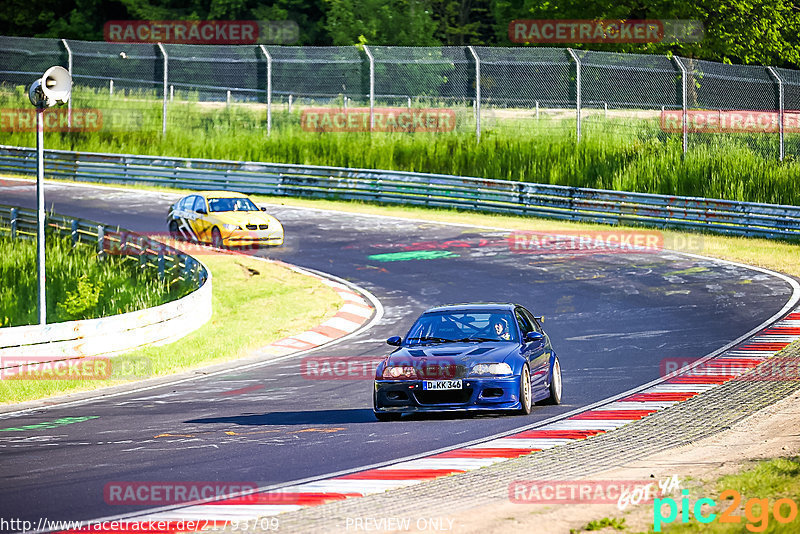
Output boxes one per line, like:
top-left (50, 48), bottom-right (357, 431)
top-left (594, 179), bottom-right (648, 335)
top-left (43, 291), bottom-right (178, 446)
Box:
top-left (0, 179), bottom-right (794, 526)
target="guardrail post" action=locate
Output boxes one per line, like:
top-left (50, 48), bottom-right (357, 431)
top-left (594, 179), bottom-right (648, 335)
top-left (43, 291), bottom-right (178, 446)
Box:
top-left (468, 46), bottom-right (481, 141)
top-left (158, 244), bottom-right (165, 280)
top-left (767, 67), bottom-right (785, 162)
top-left (71, 219), bottom-right (78, 246)
top-left (672, 56), bottom-right (688, 157)
top-left (97, 225), bottom-right (105, 258)
top-left (364, 45), bottom-right (375, 131)
top-left (157, 42), bottom-right (168, 135)
top-left (567, 48), bottom-right (581, 142)
top-left (61, 39), bottom-right (72, 128)
top-left (259, 45), bottom-right (272, 136)
top-left (10, 208), bottom-right (17, 240)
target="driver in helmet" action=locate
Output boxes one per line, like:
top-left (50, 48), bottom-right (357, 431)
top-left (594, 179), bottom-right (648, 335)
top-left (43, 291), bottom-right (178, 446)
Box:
top-left (491, 315), bottom-right (512, 341)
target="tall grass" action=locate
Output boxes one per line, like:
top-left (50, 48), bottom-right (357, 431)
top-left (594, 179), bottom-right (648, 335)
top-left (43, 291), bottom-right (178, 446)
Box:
top-left (2, 84), bottom-right (799, 206)
top-left (0, 233), bottom-right (192, 327)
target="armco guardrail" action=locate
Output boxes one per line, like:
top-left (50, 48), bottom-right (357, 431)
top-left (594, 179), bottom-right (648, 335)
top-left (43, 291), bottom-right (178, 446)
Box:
top-left (1, 145), bottom-right (799, 240)
top-left (0, 203), bottom-right (212, 358)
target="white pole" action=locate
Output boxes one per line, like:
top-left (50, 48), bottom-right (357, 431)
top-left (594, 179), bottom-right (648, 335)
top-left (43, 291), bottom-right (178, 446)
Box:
top-left (109, 79), bottom-right (114, 96)
top-left (468, 46), bottom-right (481, 140)
top-left (364, 45), bottom-right (375, 130)
top-left (36, 107), bottom-right (46, 325)
top-left (61, 39), bottom-right (72, 128)
top-left (767, 66), bottom-right (784, 161)
top-left (567, 48), bottom-right (581, 142)
top-left (259, 45), bottom-right (272, 136)
top-left (157, 42), bottom-right (168, 134)
top-left (672, 56), bottom-right (688, 156)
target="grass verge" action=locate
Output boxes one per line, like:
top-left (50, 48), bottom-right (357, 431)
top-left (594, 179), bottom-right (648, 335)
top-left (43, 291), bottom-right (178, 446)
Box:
top-left (0, 232), bottom-right (192, 327)
top-left (0, 252), bottom-right (342, 404)
top-left (1, 85), bottom-right (799, 205)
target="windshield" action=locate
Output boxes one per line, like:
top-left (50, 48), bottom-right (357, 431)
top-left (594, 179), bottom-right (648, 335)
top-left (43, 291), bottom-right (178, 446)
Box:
top-left (405, 311), bottom-right (518, 345)
top-left (207, 197), bottom-right (260, 212)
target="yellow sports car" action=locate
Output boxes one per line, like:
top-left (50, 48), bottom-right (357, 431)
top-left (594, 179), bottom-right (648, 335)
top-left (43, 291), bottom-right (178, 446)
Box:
top-left (167, 191), bottom-right (284, 248)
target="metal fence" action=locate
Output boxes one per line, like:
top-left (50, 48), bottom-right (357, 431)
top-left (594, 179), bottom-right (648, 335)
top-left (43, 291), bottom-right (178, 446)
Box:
top-left (2, 145), bottom-right (799, 240)
top-left (0, 203), bottom-right (207, 288)
top-left (2, 37), bottom-right (800, 159)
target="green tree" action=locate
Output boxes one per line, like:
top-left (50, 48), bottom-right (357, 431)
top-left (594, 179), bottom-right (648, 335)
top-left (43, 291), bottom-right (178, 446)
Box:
top-left (325, 0), bottom-right (440, 45)
top-left (492, 0), bottom-right (800, 67)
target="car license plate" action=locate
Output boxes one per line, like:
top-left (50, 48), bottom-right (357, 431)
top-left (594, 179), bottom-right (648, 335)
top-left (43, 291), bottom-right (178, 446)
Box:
top-left (423, 379), bottom-right (462, 391)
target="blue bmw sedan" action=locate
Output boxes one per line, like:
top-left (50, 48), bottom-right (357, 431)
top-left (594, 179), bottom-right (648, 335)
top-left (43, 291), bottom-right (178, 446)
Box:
top-left (373, 303), bottom-right (562, 421)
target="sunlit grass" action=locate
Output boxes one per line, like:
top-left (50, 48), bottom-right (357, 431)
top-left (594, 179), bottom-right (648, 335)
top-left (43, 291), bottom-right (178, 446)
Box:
top-left (2, 84), bottom-right (798, 206)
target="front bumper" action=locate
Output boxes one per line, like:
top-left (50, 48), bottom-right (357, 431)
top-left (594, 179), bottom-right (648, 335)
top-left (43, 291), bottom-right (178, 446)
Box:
top-left (223, 229), bottom-right (284, 247)
top-left (373, 376), bottom-right (522, 413)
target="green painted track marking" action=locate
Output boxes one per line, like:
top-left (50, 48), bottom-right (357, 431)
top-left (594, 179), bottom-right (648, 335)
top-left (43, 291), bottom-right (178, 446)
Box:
top-left (367, 250), bottom-right (460, 262)
top-left (0, 416), bottom-right (99, 432)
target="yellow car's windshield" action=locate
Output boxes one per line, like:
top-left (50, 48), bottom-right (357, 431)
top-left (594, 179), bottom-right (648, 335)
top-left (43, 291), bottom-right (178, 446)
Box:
top-left (208, 197), bottom-right (259, 212)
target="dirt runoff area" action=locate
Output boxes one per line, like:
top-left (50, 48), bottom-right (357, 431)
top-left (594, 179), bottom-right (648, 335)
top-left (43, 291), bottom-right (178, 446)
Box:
top-left (398, 387), bottom-right (800, 534)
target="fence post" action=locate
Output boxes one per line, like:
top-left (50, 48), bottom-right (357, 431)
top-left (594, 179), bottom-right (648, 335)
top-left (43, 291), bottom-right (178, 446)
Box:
top-left (61, 39), bottom-right (72, 128)
top-left (672, 56), bottom-right (688, 156)
top-left (259, 45), bottom-right (272, 136)
top-left (158, 244), bottom-right (165, 280)
top-left (363, 45), bottom-right (375, 130)
top-left (157, 42), bottom-right (168, 135)
top-left (767, 67), bottom-right (785, 162)
top-left (468, 46), bottom-right (481, 141)
top-left (567, 48), bottom-right (581, 142)
top-left (109, 79), bottom-right (114, 96)
top-left (10, 208), bottom-right (17, 239)
top-left (97, 225), bottom-right (105, 258)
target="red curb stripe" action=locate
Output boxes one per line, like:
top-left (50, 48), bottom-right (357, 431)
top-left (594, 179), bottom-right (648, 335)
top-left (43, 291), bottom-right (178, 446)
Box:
top-left (739, 342), bottom-right (790, 351)
top-left (667, 375), bottom-right (733, 384)
top-left (786, 313), bottom-right (800, 320)
top-left (432, 448), bottom-right (539, 458)
top-left (311, 325), bottom-right (349, 338)
top-left (211, 492), bottom-right (360, 505)
top-left (335, 311), bottom-right (371, 323)
top-left (511, 429), bottom-right (606, 440)
top-left (220, 384), bottom-right (265, 396)
top-left (338, 469), bottom-right (464, 480)
top-left (704, 358), bottom-right (763, 366)
top-left (762, 327), bottom-right (800, 335)
top-left (623, 391), bottom-right (697, 402)
top-left (569, 409), bottom-right (656, 420)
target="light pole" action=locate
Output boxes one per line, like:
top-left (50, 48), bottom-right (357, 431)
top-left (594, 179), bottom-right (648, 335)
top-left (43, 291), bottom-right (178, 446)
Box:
top-left (27, 66), bottom-right (72, 325)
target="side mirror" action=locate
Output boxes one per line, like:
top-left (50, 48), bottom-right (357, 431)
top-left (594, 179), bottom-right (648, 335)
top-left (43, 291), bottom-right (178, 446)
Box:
top-left (524, 331), bottom-right (544, 344)
top-left (260, 207), bottom-right (267, 212)
top-left (386, 336), bottom-right (402, 346)
top-left (535, 316), bottom-right (545, 324)
top-left (196, 207), bottom-right (207, 215)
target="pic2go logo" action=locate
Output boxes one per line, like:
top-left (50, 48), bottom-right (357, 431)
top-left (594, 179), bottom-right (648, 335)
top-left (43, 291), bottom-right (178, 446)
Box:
top-left (654, 489), bottom-right (800, 532)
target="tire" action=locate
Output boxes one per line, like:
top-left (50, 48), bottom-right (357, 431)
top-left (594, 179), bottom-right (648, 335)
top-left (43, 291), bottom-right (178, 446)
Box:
top-left (374, 412), bottom-right (401, 422)
top-left (211, 227), bottom-right (224, 248)
top-left (168, 220), bottom-right (180, 240)
top-left (543, 358), bottom-right (562, 405)
top-left (517, 364), bottom-right (532, 415)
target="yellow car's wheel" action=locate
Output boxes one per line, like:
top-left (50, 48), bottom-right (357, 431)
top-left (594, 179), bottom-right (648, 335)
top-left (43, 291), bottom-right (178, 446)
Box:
top-left (211, 227), bottom-right (224, 248)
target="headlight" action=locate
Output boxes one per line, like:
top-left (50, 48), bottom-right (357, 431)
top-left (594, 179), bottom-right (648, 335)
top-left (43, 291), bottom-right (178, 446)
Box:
top-left (469, 363), bottom-right (513, 376)
top-left (222, 223), bottom-right (240, 231)
top-left (382, 366), bottom-right (418, 379)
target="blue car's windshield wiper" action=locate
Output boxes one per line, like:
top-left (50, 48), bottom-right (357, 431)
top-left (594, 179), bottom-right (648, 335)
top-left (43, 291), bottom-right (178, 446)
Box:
top-left (406, 336), bottom-right (455, 345)
top-left (455, 337), bottom-right (499, 343)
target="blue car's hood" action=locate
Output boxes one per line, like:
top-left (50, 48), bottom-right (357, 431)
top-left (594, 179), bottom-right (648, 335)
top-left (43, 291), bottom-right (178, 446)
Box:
top-left (386, 342), bottom-right (518, 366)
